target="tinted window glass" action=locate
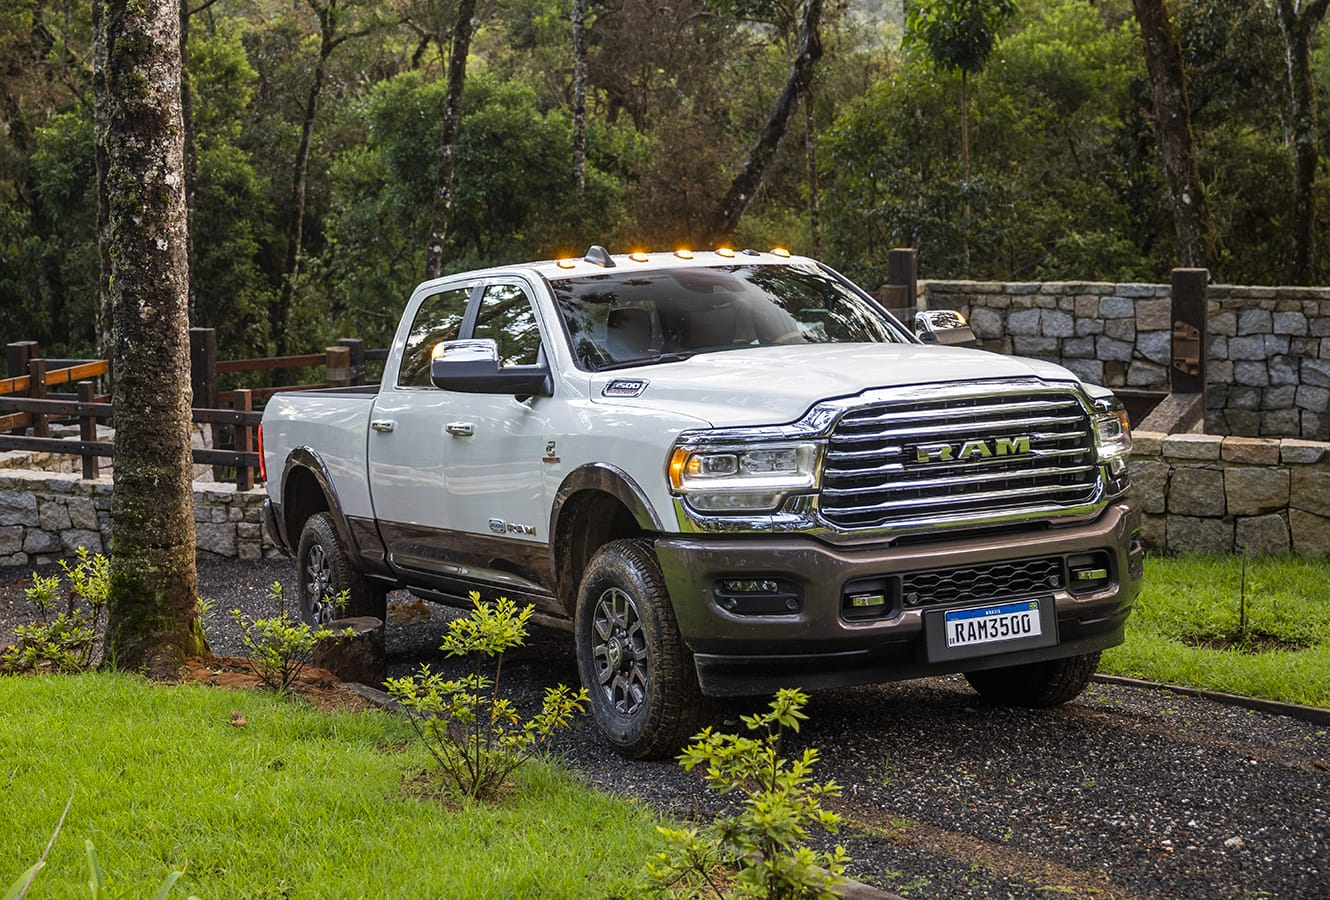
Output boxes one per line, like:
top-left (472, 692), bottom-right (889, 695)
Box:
top-left (549, 263), bottom-right (905, 371)
top-left (398, 287), bottom-right (471, 387)
top-left (473, 283), bottom-right (543, 366)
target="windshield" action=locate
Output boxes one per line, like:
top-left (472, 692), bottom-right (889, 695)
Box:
top-left (549, 263), bottom-right (909, 371)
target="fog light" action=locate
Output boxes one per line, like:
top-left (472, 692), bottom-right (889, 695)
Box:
top-left (713, 578), bottom-right (801, 615)
top-left (722, 579), bottom-right (780, 594)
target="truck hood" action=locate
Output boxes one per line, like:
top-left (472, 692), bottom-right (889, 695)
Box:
top-left (587, 343), bottom-right (1084, 428)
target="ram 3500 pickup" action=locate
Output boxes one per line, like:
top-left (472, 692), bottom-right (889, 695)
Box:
top-left (260, 247), bottom-right (1143, 758)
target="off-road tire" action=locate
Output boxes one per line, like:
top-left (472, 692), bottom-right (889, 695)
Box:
top-left (964, 651), bottom-right (1101, 707)
top-left (575, 539), bottom-right (707, 759)
top-left (295, 512), bottom-right (387, 625)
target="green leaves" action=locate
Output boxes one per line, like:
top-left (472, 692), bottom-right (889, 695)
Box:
top-left (385, 594), bottom-right (588, 801)
top-left (230, 584), bottom-right (349, 693)
top-left (906, 0), bottom-right (1018, 76)
top-left (440, 593), bottom-right (533, 658)
top-left (3, 549), bottom-right (111, 674)
top-left (641, 687), bottom-right (847, 899)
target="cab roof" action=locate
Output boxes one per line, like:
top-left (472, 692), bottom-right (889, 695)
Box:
top-left (437, 246), bottom-right (812, 283)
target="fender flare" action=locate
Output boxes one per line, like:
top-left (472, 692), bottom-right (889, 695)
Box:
top-left (278, 447), bottom-right (368, 571)
top-left (549, 462), bottom-right (666, 537)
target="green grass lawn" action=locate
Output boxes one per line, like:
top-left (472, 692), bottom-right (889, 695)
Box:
top-left (1, 673), bottom-right (661, 898)
top-left (1101, 554), bottom-right (1330, 708)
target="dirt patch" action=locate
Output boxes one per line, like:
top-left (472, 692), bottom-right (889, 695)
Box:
top-left (179, 656), bottom-right (375, 713)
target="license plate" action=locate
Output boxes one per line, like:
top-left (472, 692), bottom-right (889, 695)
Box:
top-left (923, 597), bottom-right (1058, 663)
top-left (944, 600), bottom-right (1042, 649)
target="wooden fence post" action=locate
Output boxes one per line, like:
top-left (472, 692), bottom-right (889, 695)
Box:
top-left (1170, 268), bottom-right (1208, 395)
top-left (28, 358), bottom-right (48, 438)
top-left (78, 380), bottom-right (99, 480)
top-left (234, 388), bottom-right (254, 491)
top-left (6, 341), bottom-right (38, 379)
top-left (338, 338), bottom-right (366, 385)
top-left (882, 248), bottom-right (919, 327)
top-left (326, 345), bottom-right (351, 387)
top-left (5, 342), bottom-right (39, 435)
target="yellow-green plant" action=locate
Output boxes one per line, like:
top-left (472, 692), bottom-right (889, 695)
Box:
top-left (2, 548), bottom-right (109, 673)
top-left (230, 583), bottom-right (349, 693)
top-left (641, 688), bottom-right (848, 899)
top-left (385, 594), bottom-right (588, 801)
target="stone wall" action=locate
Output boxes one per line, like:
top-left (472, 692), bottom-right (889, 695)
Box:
top-left (919, 280), bottom-right (1330, 441)
top-left (0, 470), bottom-right (276, 567)
top-left (1128, 432), bottom-right (1330, 556)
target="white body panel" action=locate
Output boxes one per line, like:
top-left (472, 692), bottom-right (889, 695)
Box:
top-left (262, 253), bottom-right (1091, 543)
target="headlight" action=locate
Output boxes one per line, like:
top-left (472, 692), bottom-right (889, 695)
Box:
top-left (1092, 405), bottom-right (1132, 465)
top-left (668, 442), bottom-right (820, 513)
top-left (1092, 408), bottom-right (1131, 460)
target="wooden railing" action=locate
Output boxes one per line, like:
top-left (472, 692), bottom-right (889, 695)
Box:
top-left (1, 332), bottom-right (386, 490)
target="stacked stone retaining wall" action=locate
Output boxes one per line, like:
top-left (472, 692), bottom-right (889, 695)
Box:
top-left (919, 280), bottom-right (1330, 441)
top-left (0, 470), bottom-right (276, 567)
top-left (1128, 432), bottom-right (1330, 557)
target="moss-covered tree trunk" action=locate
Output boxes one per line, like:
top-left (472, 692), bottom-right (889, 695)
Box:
top-left (95, 0), bottom-right (209, 676)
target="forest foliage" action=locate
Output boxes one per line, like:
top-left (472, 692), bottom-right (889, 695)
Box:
top-left (3, 0), bottom-right (1329, 359)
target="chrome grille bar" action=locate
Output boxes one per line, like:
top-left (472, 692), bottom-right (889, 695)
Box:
top-left (819, 388), bottom-right (1101, 531)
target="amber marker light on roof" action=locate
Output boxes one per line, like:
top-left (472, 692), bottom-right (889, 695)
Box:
top-left (629, 251), bottom-right (650, 262)
top-left (675, 248), bottom-right (694, 259)
top-left (770, 247), bottom-right (791, 257)
top-left (716, 247), bottom-right (735, 257)
top-left (556, 258), bottom-right (577, 269)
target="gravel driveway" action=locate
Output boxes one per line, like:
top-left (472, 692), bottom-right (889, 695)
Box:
top-left (4, 556), bottom-right (1328, 898)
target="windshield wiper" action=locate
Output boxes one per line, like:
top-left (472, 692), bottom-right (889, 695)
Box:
top-left (594, 351), bottom-right (698, 372)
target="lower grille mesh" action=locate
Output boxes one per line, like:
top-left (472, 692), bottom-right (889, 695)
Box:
top-left (900, 557), bottom-right (1064, 608)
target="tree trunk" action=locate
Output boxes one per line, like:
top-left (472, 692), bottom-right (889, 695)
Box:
top-left (705, 0), bottom-right (824, 244)
top-left (1131, 0), bottom-right (1211, 270)
top-left (180, 0), bottom-right (197, 324)
top-left (572, 0), bottom-right (589, 197)
top-left (961, 68), bottom-right (971, 271)
top-left (424, 0), bottom-right (477, 280)
top-left (94, 0), bottom-right (209, 677)
top-left (273, 4), bottom-right (333, 357)
top-left (804, 90), bottom-right (820, 257)
top-left (1276, 0), bottom-right (1330, 284)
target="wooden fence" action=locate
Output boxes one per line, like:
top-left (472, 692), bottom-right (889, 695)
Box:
top-left (0, 331), bottom-right (387, 490)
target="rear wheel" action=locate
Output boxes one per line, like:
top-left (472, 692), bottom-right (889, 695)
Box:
top-left (575, 539), bottom-right (706, 759)
top-left (295, 512), bottom-right (386, 624)
top-left (964, 651), bottom-right (1101, 707)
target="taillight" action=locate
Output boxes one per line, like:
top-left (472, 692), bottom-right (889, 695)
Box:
top-left (257, 424), bottom-right (267, 482)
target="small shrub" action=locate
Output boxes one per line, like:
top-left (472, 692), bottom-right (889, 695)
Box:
top-left (385, 593), bottom-right (588, 801)
top-left (641, 688), bottom-right (849, 899)
top-left (1, 548), bottom-right (109, 674)
top-left (229, 583), bottom-right (349, 693)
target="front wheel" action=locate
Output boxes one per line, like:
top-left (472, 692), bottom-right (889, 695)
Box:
top-left (964, 651), bottom-right (1101, 707)
top-left (295, 512), bottom-right (386, 625)
top-left (575, 539), bottom-right (706, 759)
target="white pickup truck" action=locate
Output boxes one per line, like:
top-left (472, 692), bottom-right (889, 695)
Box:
top-left (260, 247), bottom-right (1143, 757)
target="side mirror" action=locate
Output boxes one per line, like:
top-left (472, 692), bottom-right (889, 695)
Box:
top-left (914, 309), bottom-right (976, 346)
top-left (429, 338), bottom-right (552, 398)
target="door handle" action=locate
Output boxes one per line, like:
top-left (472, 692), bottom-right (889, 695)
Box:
top-left (446, 421), bottom-right (475, 437)
top-left (370, 419), bottom-right (396, 433)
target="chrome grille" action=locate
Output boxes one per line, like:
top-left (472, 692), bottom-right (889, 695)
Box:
top-left (901, 557), bottom-right (1063, 608)
top-left (820, 389), bottom-right (1099, 531)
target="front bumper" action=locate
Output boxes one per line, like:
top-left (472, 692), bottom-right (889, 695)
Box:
top-left (654, 498), bottom-right (1142, 696)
